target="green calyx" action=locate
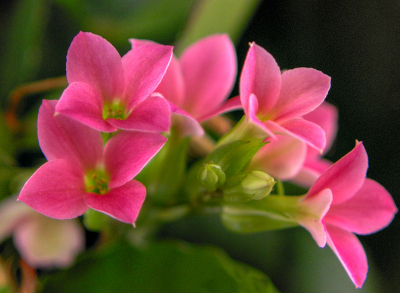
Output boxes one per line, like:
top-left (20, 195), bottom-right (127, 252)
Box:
top-left (102, 100), bottom-right (128, 120)
top-left (84, 169), bottom-right (110, 195)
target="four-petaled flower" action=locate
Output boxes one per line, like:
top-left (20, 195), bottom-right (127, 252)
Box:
top-left (18, 100), bottom-right (167, 224)
top-left (240, 42), bottom-right (331, 150)
top-left (56, 32), bottom-right (173, 133)
top-left (305, 141), bottom-right (397, 287)
top-left (130, 34), bottom-right (240, 136)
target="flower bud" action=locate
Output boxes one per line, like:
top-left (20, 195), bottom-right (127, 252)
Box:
top-left (198, 161), bottom-right (226, 192)
top-left (223, 171), bottom-right (275, 202)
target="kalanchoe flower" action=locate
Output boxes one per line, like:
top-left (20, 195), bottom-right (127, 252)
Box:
top-left (18, 100), bottom-right (167, 224)
top-left (131, 34), bottom-right (239, 136)
top-left (239, 42), bottom-right (331, 150)
top-left (305, 141), bottom-right (397, 287)
top-left (56, 32), bottom-right (173, 133)
top-left (247, 135), bottom-right (307, 180)
top-left (292, 102), bottom-right (338, 186)
top-left (248, 102), bottom-right (337, 181)
top-left (0, 197), bottom-right (84, 268)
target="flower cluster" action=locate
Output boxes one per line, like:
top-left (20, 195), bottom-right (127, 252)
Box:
top-left (14, 31), bottom-right (396, 288)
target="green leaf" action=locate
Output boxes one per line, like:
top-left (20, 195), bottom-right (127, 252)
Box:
top-left (41, 241), bottom-right (279, 293)
top-left (0, 0), bottom-right (48, 104)
top-left (175, 0), bottom-right (262, 55)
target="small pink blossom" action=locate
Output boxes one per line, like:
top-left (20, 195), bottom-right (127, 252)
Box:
top-left (305, 141), bottom-right (397, 287)
top-left (18, 100), bottom-right (167, 224)
top-left (56, 32), bottom-right (173, 133)
top-left (0, 197), bottom-right (84, 268)
top-left (239, 43), bottom-right (331, 150)
top-left (131, 34), bottom-right (239, 136)
top-left (248, 135), bottom-right (307, 180)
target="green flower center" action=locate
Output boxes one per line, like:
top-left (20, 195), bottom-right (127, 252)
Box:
top-left (103, 100), bottom-right (128, 120)
top-left (84, 169), bottom-right (110, 195)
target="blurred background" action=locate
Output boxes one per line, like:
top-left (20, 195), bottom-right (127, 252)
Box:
top-left (0, 0), bottom-right (399, 292)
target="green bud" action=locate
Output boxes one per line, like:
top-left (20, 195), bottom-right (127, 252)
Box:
top-left (198, 161), bottom-right (226, 192)
top-left (223, 171), bottom-right (275, 203)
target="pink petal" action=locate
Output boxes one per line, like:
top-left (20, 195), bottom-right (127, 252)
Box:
top-left (104, 131), bottom-right (167, 188)
top-left (154, 56), bottom-right (185, 107)
top-left (303, 102), bottom-right (338, 157)
top-left (39, 99), bottom-right (104, 170)
top-left (240, 43), bottom-right (281, 116)
top-left (108, 93), bottom-right (171, 132)
top-left (56, 82), bottom-right (117, 133)
top-left (249, 135), bottom-right (307, 180)
top-left (66, 32), bottom-right (125, 101)
top-left (324, 179), bottom-right (397, 234)
top-left (247, 94), bottom-right (276, 139)
top-left (267, 118), bottom-right (326, 151)
top-left (307, 142), bottom-right (368, 204)
top-left (14, 216), bottom-right (84, 268)
top-left (169, 103), bottom-right (204, 137)
top-left (298, 188), bottom-right (332, 247)
top-left (84, 180), bottom-right (146, 224)
top-left (197, 96), bottom-right (243, 122)
top-left (0, 197), bottom-right (33, 241)
top-left (326, 224), bottom-right (368, 288)
top-left (121, 43), bottom-right (173, 109)
top-left (18, 160), bottom-right (89, 219)
top-left (270, 68), bottom-right (331, 122)
top-left (291, 158), bottom-right (332, 188)
top-left (180, 34), bottom-right (237, 119)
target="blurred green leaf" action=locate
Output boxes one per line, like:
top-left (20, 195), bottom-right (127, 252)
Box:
top-left (175, 0), bottom-right (262, 54)
top-left (0, 0), bottom-right (48, 105)
top-left (53, 0), bottom-right (196, 49)
top-left (41, 241), bottom-right (279, 293)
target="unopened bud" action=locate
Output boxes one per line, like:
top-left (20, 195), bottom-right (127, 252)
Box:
top-left (198, 162), bottom-right (226, 192)
top-left (223, 171), bottom-right (275, 202)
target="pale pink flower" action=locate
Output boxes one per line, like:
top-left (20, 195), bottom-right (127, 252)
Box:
top-left (239, 43), bottom-right (331, 150)
top-left (305, 141), bottom-right (397, 287)
top-left (247, 135), bottom-right (307, 180)
top-left (56, 32), bottom-right (173, 133)
top-left (292, 102), bottom-right (338, 186)
top-left (0, 197), bottom-right (84, 268)
top-left (18, 100), bottom-right (167, 224)
top-left (131, 34), bottom-right (239, 136)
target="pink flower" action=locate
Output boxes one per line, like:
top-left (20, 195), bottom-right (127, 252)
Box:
top-left (247, 135), bottom-right (307, 180)
top-left (292, 102), bottom-right (338, 186)
top-left (131, 34), bottom-right (239, 136)
top-left (305, 141), bottom-right (397, 287)
top-left (0, 197), bottom-right (84, 268)
top-left (239, 43), bottom-right (331, 150)
top-left (18, 100), bottom-right (167, 224)
top-left (56, 32), bottom-right (173, 133)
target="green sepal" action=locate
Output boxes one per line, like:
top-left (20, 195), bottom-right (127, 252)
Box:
top-left (221, 196), bottom-right (303, 233)
top-left (205, 139), bottom-right (266, 178)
